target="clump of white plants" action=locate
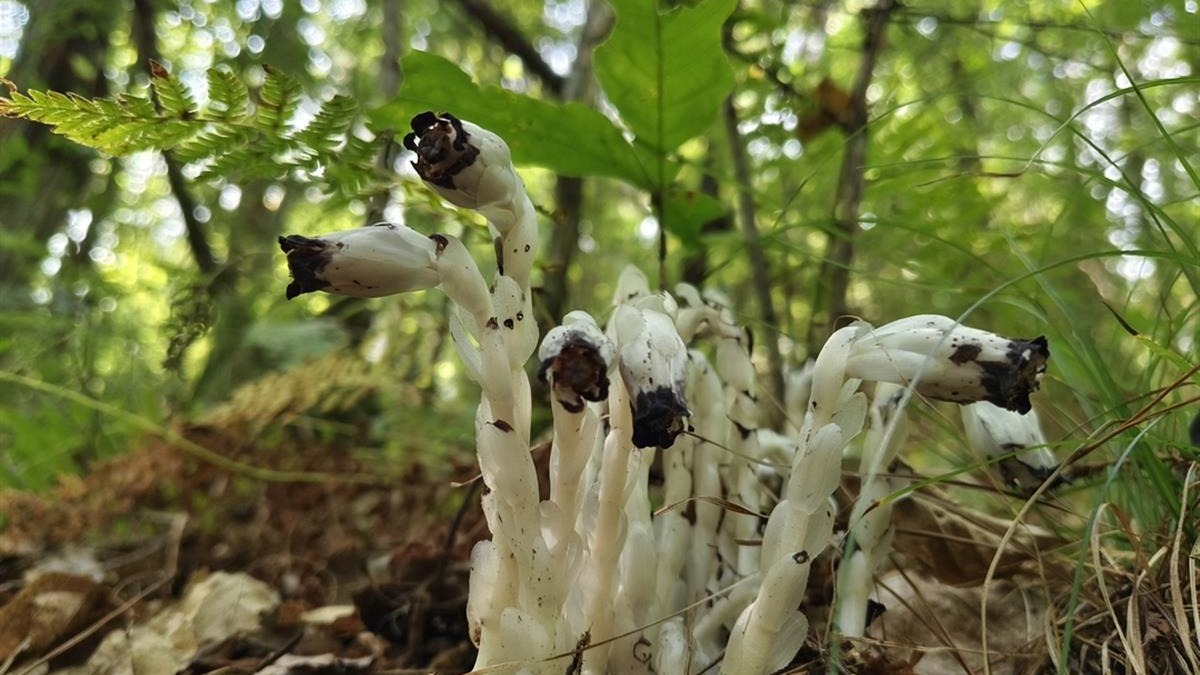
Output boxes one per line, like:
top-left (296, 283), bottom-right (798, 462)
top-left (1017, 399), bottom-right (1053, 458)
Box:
top-left (279, 114), bottom-right (1054, 674)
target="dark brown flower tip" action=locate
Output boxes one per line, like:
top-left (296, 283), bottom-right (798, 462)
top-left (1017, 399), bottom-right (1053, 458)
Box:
top-left (537, 337), bottom-right (610, 413)
top-left (402, 111), bottom-right (479, 189)
top-left (630, 387), bottom-right (690, 449)
top-left (278, 235), bottom-right (332, 299)
top-left (982, 336), bottom-right (1049, 413)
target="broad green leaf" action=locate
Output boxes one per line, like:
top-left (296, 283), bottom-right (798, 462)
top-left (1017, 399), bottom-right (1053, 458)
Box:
top-left (662, 187), bottom-right (728, 247)
top-left (595, 0), bottom-right (736, 157)
top-left (370, 51), bottom-right (653, 188)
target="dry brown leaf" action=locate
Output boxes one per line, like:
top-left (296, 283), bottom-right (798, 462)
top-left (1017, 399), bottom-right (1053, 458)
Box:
top-left (890, 489), bottom-right (1061, 586)
top-left (796, 78), bottom-right (853, 141)
top-left (0, 572), bottom-right (109, 663)
top-left (868, 569), bottom-right (1048, 675)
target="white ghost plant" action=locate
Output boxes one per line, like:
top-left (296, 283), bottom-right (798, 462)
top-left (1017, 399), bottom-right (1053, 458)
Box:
top-left (278, 115), bottom-right (1054, 675)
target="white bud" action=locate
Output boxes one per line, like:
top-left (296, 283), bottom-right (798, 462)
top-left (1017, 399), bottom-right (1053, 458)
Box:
top-left (962, 401), bottom-right (1059, 489)
top-left (846, 315), bottom-right (1049, 413)
top-left (278, 223), bottom-right (438, 299)
top-left (537, 311), bottom-right (615, 413)
top-left (613, 265), bottom-right (651, 306)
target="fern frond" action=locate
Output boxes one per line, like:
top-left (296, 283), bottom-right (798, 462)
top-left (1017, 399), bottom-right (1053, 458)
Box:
top-left (255, 66), bottom-right (303, 134)
top-left (150, 60), bottom-right (197, 119)
top-left (171, 123), bottom-right (240, 164)
top-left (206, 68), bottom-right (248, 120)
top-left (292, 94), bottom-right (356, 155)
top-left (0, 64), bottom-right (383, 196)
top-left (2, 90), bottom-right (168, 155)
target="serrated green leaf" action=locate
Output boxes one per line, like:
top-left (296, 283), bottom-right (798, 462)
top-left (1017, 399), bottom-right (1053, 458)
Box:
top-left (595, 0), bottom-right (736, 155)
top-left (1, 64), bottom-right (377, 195)
top-left (172, 123), bottom-right (250, 163)
top-left (152, 65), bottom-right (198, 119)
top-left (117, 94), bottom-right (157, 118)
top-left (293, 94), bottom-right (357, 154)
top-left (207, 68), bottom-right (249, 120)
top-left (255, 66), bottom-right (303, 134)
top-left (370, 51), bottom-right (654, 188)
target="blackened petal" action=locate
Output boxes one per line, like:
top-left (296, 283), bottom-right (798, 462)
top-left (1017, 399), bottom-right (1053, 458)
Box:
top-left (539, 338), bottom-right (610, 413)
top-left (630, 387), bottom-right (690, 449)
top-left (404, 111), bottom-right (479, 187)
top-left (409, 110), bottom-right (439, 134)
top-left (981, 336), bottom-right (1049, 413)
top-left (278, 234), bottom-right (333, 300)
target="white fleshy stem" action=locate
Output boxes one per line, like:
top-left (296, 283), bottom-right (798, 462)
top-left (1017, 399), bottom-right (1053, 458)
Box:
top-left (402, 113), bottom-right (555, 667)
top-left (716, 328), bottom-right (762, 579)
top-left (536, 310), bottom-right (612, 644)
top-left (581, 369), bottom-right (636, 671)
top-left (723, 325), bottom-right (867, 675)
top-left (835, 381), bottom-right (909, 637)
top-left (686, 352), bottom-right (724, 603)
top-left (279, 119), bottom-right (1054, 672)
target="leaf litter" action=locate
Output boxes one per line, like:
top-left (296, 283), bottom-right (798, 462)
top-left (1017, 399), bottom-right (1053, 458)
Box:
top-left (0, 390), bottom-right (1196, 673)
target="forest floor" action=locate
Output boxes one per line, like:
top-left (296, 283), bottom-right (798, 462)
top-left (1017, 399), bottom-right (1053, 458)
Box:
top-left (0, 415), bottom-right (1190, 674)
top-left (0, 422), bottom-right (492, 673)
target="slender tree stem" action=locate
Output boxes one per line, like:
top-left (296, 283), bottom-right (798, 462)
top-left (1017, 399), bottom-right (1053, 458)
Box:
top-left (808, 0), bottom-right (896, 351)
top-left (722, 96), bottom-right (785, 426)
top-left (543, 0), bottom-right (613, 323)
top-left (131, 0), bottom-right (218, 276)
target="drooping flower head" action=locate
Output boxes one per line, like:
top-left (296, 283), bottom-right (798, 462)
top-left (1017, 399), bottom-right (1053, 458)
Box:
top-left (402, 112), bottom-right (519, 220)
top-left (402, 111), bottom-right (479, 190)
top-left (962, 401), bottom-right (1060, 490)
top-left (612, 303), bottom-right (690, 449)
top-left (537, 311), bottom-right (614, 413)
top-left (278, 223), bottom-right (438, 299)
top-left (846, 315), bottom-right (1049, 413)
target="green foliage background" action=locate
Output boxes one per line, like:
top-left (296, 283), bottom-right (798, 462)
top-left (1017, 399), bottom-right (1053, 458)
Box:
top-left (0, 0), bottom-right (1197, 543)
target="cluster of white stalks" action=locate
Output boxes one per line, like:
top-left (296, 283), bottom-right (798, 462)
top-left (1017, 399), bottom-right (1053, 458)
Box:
top-left (279, 115), bottom-right (1054, 674)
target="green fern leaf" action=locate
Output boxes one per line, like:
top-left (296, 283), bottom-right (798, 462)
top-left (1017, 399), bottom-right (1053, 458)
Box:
top-left (150, 61), bottom-right (197, 119)
top-left (207, 68), bottom-right (248, 120)
top-left (255, 66), bottom-right (303, 134)
top-left (1, 64), bottom-right (380, 194)
top-left (322, 131), bottom-right (380, 195)
top-left (293, 95), bottom-right (357, 156)
top-left (172, 123), bottom-right (250, 164)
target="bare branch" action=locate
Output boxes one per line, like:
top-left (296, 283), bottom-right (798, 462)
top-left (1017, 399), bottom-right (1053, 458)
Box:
top-left (452, 0), bottom-right (566, 95)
